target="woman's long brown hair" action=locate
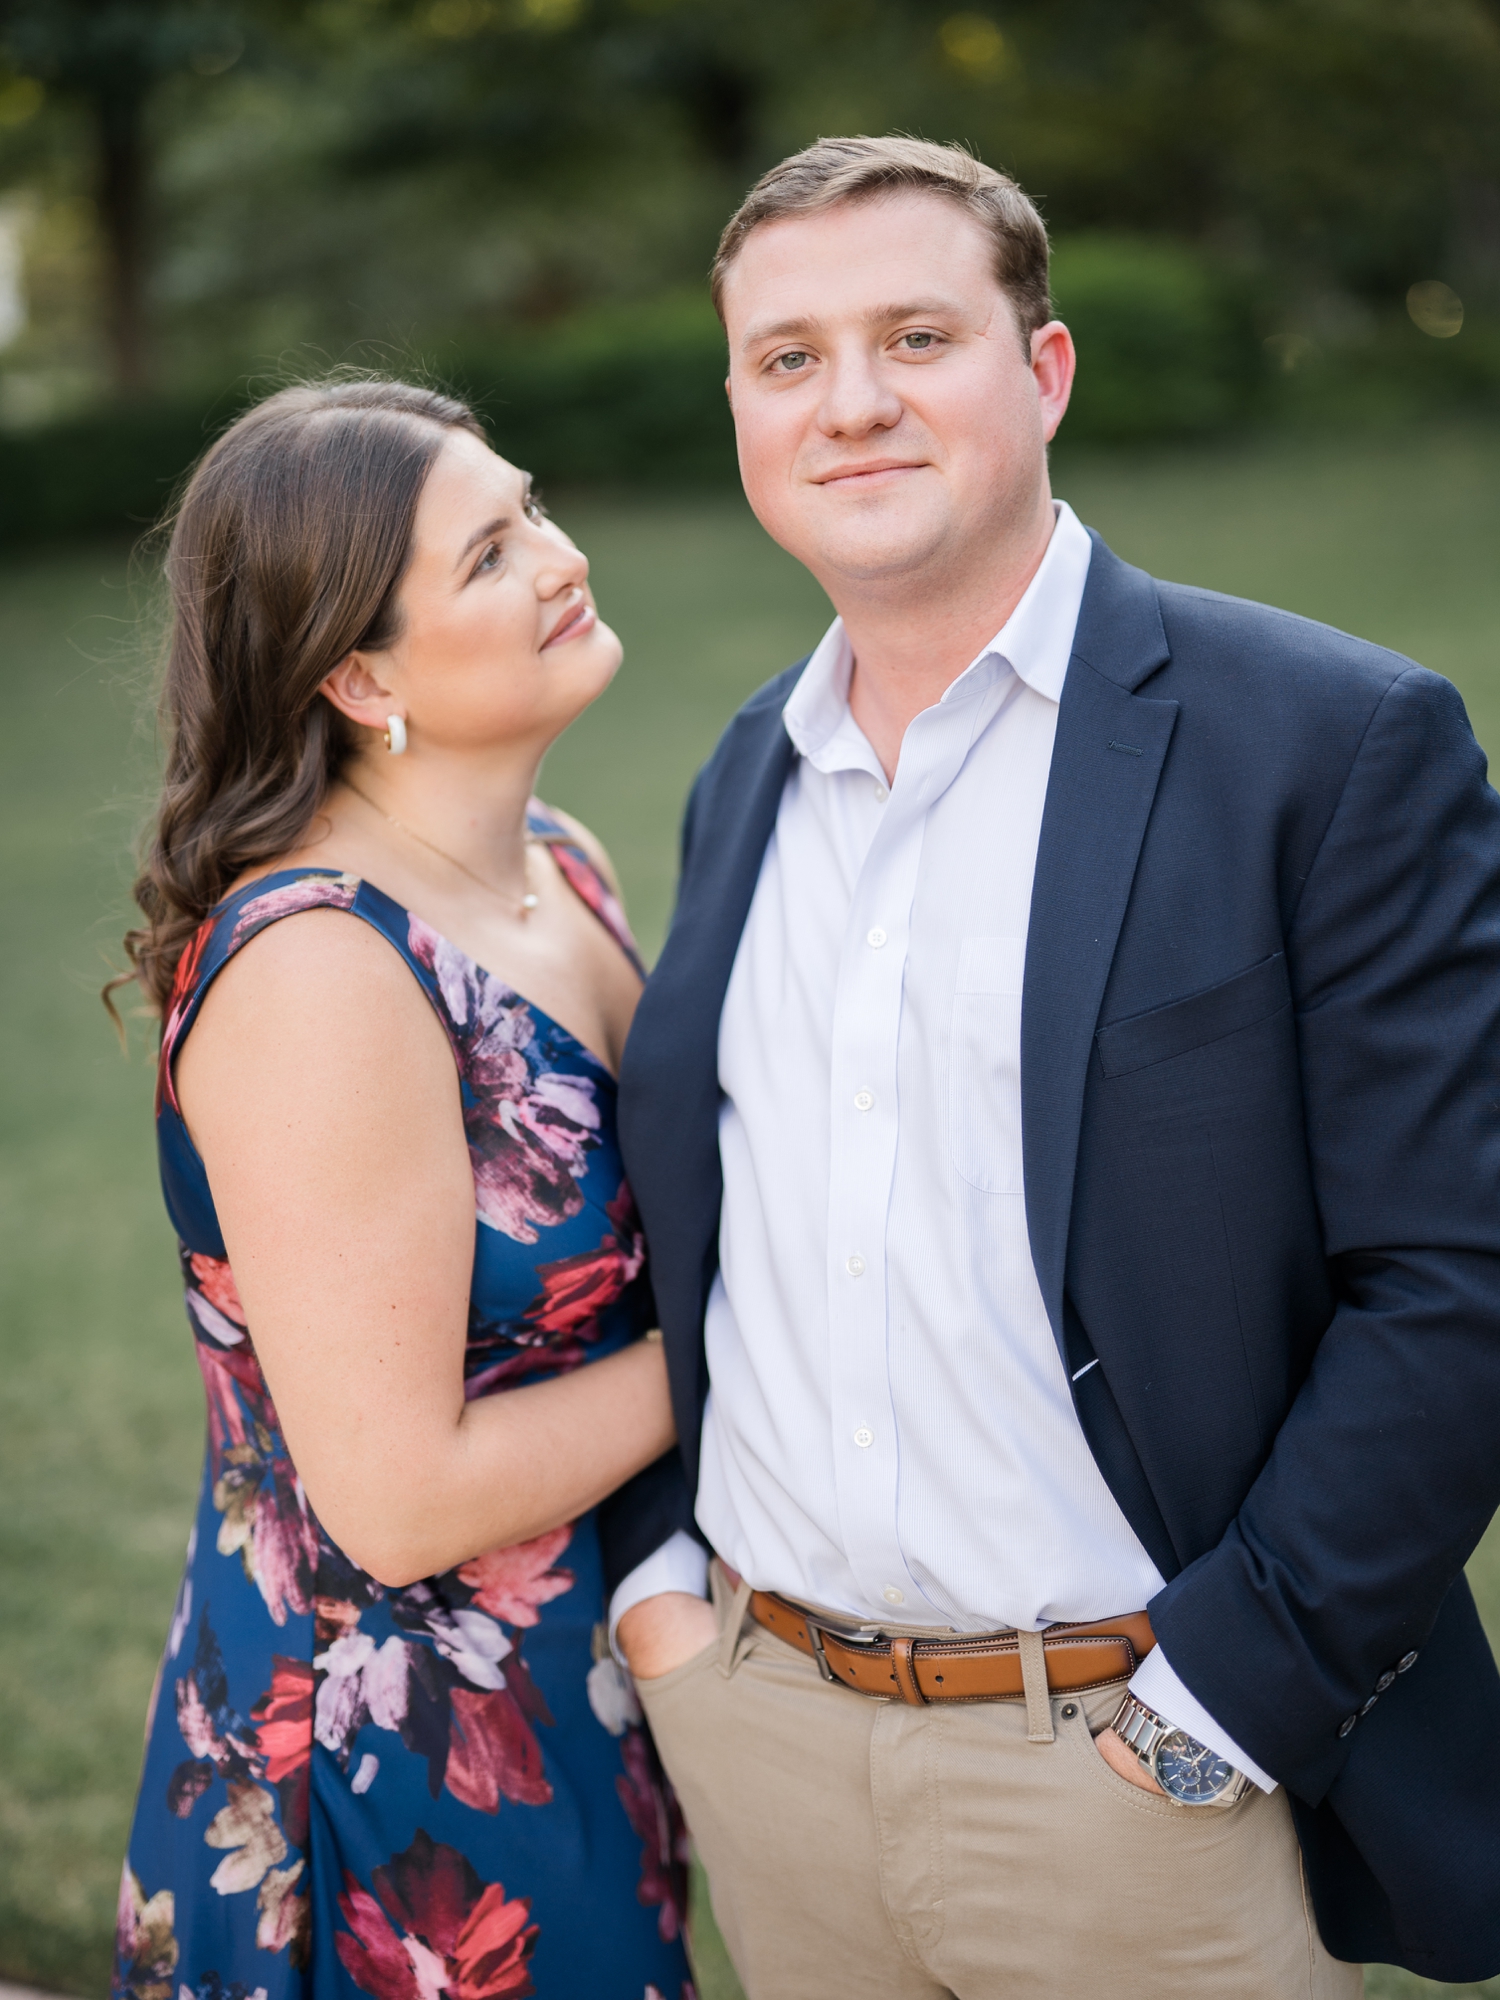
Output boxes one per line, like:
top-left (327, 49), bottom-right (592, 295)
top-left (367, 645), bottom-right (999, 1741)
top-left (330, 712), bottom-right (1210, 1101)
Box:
top-left (110, 377), bottom-right (486, 1019)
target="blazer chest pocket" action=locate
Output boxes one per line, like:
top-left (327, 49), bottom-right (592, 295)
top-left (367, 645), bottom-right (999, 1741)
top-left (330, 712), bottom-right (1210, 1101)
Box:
top-left (1095, 952), bottom-right (1291, 1079)
top-left (950, 935), bottom-right (1026, 1193)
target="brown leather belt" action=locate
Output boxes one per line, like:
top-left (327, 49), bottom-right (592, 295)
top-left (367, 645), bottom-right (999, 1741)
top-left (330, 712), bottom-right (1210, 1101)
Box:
top-left (748, 1591), bottom-right (1155, 1708)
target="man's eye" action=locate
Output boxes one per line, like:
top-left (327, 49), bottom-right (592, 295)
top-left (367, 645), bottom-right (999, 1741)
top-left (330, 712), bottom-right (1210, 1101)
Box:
top-left (477, 543), bottom-right (501, 571)
top-left (775, 351), bottom-right (810, 373)
top-left (901, 332), bottom-right (936, 351)
top-left (524, 493), bottom-right (547, 522)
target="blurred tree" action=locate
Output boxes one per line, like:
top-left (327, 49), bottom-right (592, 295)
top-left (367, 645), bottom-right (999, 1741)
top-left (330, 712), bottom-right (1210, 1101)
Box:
top-left (0, 0), bottom-right (256, 389)
top-left (1, 0), bottom-right (1498, 407)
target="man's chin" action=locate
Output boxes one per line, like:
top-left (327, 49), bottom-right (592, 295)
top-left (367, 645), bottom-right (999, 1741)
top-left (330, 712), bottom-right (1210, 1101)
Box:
top-left (811, 525), bottom-right (950, 588)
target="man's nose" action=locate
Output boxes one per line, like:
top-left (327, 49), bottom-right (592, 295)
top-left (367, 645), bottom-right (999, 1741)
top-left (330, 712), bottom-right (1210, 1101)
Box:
top-left (816, 348), bottom-right (903, 438)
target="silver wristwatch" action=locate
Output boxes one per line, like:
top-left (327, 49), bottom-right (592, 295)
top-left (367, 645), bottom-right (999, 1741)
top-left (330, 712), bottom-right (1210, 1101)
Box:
top-left (1110, 1691), bottom-right (1251, 1807)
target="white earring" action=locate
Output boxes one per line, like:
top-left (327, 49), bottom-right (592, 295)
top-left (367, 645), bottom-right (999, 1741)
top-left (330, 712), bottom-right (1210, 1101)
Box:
top-left (383, 714), bottom-right (407, 756)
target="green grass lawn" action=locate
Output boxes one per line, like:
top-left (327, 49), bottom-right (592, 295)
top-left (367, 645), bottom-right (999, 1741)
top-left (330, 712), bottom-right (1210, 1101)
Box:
top-left (3, 421), bottom-right (1500, 2000)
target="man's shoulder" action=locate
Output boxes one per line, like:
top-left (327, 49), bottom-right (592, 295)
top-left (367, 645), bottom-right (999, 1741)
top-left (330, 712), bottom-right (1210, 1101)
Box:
top-left (1149, 573), bottom-right (1419, 708)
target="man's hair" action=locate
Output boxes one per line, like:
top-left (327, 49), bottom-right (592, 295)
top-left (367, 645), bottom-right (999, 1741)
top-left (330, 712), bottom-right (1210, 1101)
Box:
top-left (710, 135), bottom-right (1051, 345)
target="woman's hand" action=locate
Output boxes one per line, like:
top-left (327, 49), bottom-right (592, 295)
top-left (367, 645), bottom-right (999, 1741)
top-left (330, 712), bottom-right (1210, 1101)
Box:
top-left (617, 1592), bottom-right (720, 1680)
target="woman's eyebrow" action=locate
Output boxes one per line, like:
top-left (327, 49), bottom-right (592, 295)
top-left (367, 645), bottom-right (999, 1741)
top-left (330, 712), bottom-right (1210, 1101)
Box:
top-left (455, 515), bottom-right (509, 568)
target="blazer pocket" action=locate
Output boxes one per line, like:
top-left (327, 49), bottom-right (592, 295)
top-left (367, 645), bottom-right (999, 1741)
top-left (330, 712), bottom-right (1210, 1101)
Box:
top-left (1095, 953), bottom-right (1291, 1079)
top-left (950, 935), bottom-right (1027, 1193)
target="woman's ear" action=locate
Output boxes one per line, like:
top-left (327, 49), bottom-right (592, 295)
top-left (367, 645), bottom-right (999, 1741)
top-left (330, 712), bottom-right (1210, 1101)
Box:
top-left (320, 653), bottom-right (400, 735)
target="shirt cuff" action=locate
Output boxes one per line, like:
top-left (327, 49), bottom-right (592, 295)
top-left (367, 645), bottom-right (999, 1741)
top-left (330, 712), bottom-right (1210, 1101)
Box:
top-left (606, 1530), bottom-right (711, 1666)
top-left (1128, 1643), bottom-right (1278, 1794)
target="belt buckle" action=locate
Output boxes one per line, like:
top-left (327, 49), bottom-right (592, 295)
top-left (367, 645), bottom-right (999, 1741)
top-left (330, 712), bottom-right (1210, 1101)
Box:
top-left (807, 1622), bottom-right (836, 1682)
top-left (805, 1614), bottom-right (882, 1684)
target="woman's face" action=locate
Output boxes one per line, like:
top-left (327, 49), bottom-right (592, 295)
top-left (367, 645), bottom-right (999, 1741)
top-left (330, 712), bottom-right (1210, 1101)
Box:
top-left (363, 427), bottom-right (622, 755)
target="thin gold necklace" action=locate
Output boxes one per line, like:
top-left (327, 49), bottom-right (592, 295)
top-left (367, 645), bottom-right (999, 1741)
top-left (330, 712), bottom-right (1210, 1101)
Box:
top-left (343, 777), bottom-right (540, 917)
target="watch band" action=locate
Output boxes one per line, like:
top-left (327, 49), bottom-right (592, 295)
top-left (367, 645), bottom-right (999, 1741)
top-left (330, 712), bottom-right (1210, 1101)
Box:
top-left (1110, 1691), bottom-right (1250, 1807)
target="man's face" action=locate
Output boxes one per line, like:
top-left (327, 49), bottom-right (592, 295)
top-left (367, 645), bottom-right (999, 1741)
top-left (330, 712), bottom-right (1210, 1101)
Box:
top-left (720, 191), bottom-right (1074, 595)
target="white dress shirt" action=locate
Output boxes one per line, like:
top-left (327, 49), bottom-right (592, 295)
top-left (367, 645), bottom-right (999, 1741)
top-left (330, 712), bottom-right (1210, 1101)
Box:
top-left (614, 502), bottom-right (1271, 1791)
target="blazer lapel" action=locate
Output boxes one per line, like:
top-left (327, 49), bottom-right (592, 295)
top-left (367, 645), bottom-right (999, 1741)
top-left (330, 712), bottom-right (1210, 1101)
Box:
top-left (1022, 536), bottom-right (1178, 1362)
top-left (619, 662), bottom-right (802, 1480)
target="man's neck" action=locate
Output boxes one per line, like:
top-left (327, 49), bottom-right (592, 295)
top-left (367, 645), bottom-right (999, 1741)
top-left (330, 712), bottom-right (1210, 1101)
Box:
top-left (835, 497), bottom-right (1057, 783)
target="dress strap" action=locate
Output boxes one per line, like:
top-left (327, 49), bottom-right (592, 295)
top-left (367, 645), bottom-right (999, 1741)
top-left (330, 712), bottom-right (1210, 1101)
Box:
top-left (526, 800), bottom-right (646, 979)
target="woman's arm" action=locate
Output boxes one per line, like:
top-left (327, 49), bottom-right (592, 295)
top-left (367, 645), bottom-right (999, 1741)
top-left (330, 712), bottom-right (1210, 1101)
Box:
top-left (174, 907), bottom-right (675, 1587)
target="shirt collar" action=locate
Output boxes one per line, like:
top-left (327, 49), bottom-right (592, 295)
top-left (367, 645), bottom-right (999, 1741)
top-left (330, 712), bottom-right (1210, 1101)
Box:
top-left (783, 500), bottom-right (1093, 763)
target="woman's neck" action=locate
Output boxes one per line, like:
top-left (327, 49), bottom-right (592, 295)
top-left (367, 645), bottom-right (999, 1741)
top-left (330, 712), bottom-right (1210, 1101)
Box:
top-left (334, 742), bottom-right (543, 899)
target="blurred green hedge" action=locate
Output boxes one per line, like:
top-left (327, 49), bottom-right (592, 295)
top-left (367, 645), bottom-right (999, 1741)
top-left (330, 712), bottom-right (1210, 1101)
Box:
top-left (1049, 235), bottom-right (1263, 441)
top-left (1, 247), bottom-right (1497, 546)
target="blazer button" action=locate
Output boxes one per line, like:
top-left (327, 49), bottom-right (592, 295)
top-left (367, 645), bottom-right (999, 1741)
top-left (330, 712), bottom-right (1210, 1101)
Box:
top-left (1374, 1671), bottom-right (1395, 1693)
top-left (1397, 1651), bottom-right (1419, 1672)
top-left (1337, 1714), bottom-right (1358, 1739)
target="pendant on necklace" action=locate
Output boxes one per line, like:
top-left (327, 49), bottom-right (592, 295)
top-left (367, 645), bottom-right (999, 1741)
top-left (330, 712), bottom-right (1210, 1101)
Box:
top-left (522, 893), bottom-right (539, 912)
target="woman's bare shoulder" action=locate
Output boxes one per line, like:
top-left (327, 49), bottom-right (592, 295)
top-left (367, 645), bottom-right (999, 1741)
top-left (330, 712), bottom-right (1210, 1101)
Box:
top-left (188, 901), bottom-right (441, 1057)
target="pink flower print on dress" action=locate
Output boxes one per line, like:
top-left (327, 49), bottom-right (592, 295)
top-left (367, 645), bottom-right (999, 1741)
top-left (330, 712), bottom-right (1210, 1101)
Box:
top-left (457, 1527), bottom-right (574, 1627)
top-left (229, 872), bottom-right (359, 952)
top-left (616, 1728), bottom-right (691, 1945)
top-left (335, 1830), bottom-right (538, 2000)
top-left (406, 916), bottom-right (602, 1243)
top-left (189, 1254), bottom-right (247, 1326)
top-left (113, 1863), bottom-right (179, 2000)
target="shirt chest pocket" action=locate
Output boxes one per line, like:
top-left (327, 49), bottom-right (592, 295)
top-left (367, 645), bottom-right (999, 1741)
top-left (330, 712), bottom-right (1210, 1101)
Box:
top-left (948, 935), bottom-right (1027, 1194)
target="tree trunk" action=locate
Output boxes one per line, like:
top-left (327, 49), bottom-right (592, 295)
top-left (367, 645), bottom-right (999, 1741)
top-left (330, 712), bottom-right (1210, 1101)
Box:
top-left (94, 88), bottom-right (148, 394)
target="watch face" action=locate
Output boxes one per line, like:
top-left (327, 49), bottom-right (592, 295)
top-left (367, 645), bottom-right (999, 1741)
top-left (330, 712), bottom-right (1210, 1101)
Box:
top-left (1153, 1729), bottom-right (1236, 1804)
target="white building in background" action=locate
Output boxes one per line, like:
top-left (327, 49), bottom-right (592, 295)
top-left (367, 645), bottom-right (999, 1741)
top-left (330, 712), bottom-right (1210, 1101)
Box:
top-left (0, 197), bottom-right (29, 349)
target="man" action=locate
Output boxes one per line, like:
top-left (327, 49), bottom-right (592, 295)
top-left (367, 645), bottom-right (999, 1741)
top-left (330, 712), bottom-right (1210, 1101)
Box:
top-left (602, 135), bottom-right (1500, 1996)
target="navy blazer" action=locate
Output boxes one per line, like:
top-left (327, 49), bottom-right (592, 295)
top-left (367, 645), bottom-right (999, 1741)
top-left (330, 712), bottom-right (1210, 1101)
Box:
top-left (613, 532), bottom-right (1500, 1978)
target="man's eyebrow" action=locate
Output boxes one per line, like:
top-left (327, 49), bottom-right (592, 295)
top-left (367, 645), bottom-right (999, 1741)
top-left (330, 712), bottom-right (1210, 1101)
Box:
top-left (740, 298), bottom-right (971, 350)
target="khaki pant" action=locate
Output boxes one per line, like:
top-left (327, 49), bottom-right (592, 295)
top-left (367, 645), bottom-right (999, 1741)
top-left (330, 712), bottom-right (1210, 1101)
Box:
top-left (636, 1568), bottom-right (1362, 2000)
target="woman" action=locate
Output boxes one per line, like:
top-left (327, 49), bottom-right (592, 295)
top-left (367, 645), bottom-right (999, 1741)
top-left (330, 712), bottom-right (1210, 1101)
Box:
top-left (109, 378), bottom-right (695, 2000)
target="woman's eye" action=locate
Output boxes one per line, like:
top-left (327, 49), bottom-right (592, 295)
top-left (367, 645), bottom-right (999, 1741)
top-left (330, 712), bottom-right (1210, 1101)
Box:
top-left (774, 350), bottom-right (810, 373)
top-left (524, 494), bottom-right (547, 522)
top-left (476, 543), bottom-right (502, 572)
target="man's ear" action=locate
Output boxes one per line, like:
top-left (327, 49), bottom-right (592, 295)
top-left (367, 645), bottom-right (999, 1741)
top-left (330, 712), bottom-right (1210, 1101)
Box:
top-left (724, 373), bottom-right (733, 411)
top-left (320, 653), bottom-right (399, 735)
top-left (1030, 320), bottom-right (1076, 444)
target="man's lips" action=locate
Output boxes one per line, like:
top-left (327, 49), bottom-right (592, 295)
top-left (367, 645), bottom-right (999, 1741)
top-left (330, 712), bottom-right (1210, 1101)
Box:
top-left (811, 458), bottom-right (928, 487)
top-left (541, 599), bottom-right (596, 649)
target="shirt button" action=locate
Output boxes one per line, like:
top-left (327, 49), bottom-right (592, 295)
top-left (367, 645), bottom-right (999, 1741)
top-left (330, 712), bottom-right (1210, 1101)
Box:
top-left (874, 783), bottom-right (889, 803)
top-left (853, 1089), bottom-right (874, 1112)
top-left (883, 1586), bottom-right (905, 1605)
top-left (846, 1253), bottom-right (866, 1277)
top-left (854, 1426), bottom-right (874, 1448)
top-left (866, 926), bottom-right (887, 949)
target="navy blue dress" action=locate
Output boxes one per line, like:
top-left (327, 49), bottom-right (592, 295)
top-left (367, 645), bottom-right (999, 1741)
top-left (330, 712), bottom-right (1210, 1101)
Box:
top-left (114, 808), bottom-right (695, 2000)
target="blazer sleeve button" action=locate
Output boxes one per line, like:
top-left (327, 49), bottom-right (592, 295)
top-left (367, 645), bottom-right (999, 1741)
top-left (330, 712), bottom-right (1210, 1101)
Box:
top-left (1397, 1651), bottom-right (1419, 1672)
top-left (1375, 1671), bottom-right (1396, 1693)
top-left (1359, 1694), bottom-right (1379, 1716)
top-left (1338, 1714), bottom-right (1358, 1739)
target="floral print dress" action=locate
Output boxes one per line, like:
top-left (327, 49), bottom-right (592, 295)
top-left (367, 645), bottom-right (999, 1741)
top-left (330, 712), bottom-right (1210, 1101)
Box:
top-left (115, 806), bottom-right (695, 2000)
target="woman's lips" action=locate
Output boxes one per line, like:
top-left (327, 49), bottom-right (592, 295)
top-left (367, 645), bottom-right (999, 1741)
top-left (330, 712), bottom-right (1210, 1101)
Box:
top-left (541, 600), bottom-right (596, 649)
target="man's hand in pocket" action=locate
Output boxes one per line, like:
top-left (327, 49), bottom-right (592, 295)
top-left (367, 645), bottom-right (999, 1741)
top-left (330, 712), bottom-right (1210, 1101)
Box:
top-left (618, 1591), bottom-right (719, 1680)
